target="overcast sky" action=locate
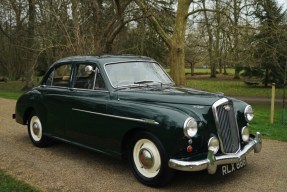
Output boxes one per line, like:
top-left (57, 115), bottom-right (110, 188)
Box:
top-left (277, 0), bottom-right (287, 10)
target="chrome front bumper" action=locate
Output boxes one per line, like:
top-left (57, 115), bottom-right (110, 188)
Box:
top-left (168, 132), bottom-right (262, 174)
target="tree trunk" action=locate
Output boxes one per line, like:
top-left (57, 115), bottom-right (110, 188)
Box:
top-left (190, 61), bottom-right (194, 76)
top-left (215, 0), bottom-right (221, 75)
top-left (167, 0), bottom-right (192, 86)
top-left (22, 0), bottom-right (36, 91)
top-left (202, 0), bottom-right (216, 78)
top-left (169, 45), bottom-right (186, 85)
top-left (234, 66), bottom-right (241, 79)
top-left (233, 0), bottom-right (240, 79)
top-left (264, 68), bottom-right (269, 87)
top-left (135, 0), bottom-right (192, 86)
top-left (71, 0), bottom-right (83, 54)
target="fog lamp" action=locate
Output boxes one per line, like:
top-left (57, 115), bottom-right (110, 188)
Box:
top-left (241, 126), bottom-right (250, 142)
top-left (244, 105), bottom-right (254, 122)
top-left (208, 136), bottom-right (219, 154)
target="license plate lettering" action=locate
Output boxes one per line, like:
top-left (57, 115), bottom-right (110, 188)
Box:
top-left (236, 159), bottom-right (246, 169)
top-left (221, 158), bottom-right (246, 176)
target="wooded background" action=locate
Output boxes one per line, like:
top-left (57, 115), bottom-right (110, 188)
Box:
top-left (0, 0), bottom-right (286, 90)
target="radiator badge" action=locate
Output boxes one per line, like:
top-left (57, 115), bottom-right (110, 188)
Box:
top-left (224, 105), bottom-right (231, 111)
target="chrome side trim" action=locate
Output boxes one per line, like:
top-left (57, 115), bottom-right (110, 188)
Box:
top-left (72, 108), bottom-right (159, 125)
top-left (168, 132), bottom-right (262, 173)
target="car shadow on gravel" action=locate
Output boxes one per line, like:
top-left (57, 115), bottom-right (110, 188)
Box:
top-left (52, 142), bottom-right (241, 185)
top-left (30, 137), bottom-right (130, 171)
top-left (170, 168), bottom-right (243, 187)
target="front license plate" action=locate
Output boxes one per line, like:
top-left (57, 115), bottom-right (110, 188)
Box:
top-left (221, 157), bottom-right (247, 176)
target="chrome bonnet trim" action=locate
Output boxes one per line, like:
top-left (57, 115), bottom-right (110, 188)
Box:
top-left (168, 132), bottom-right (262, 173)
top-left (72, 108), bottom-right (159, 125)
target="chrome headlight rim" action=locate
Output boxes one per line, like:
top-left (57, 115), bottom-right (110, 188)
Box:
top-left (183, 117), bottom-right (198, 138)
top-left (208, 136), bottom-right (220, 154)
top-left (244, 105), bottom-right (254, 122)
top-left (241, 126), bottom-right (250, 142)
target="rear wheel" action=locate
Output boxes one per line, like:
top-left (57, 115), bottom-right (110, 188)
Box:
top-left (128, 131), bottom-right (173, 187)
top-left (28, 112), bottom-right (52, 147)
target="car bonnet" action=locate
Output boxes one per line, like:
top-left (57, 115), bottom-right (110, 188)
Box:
top-left (116, 86), bottom-right (224, 106)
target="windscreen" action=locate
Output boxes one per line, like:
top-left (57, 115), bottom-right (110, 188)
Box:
top-left (105, 62), bottom-right (173, 88)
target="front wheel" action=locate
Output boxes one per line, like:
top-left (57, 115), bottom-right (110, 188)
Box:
top-left (128, 131), bottom-right (173, 187)
top-left (28, 112), bottom-right (52, 147)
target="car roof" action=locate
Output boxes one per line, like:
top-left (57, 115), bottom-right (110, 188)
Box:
top-left (54, 55), bottom-right (154, 66)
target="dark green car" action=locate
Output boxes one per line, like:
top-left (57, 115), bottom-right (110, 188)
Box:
top-left (13, 55), bottom-right (262, 187)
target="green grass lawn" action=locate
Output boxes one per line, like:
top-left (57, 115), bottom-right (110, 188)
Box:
top-left (187, 79), bottom-right (284, 98)
top-left (0, 91), bottom-right (22, 100)
top-left (0, 81), bottom-right (25, 99)
top-left (165, 68), bottom-right (235, 74)
top-left (0, 81), bottom-right (26, 92)
top-left (251, 104), bottom-right (287, 142)
top-left (0, 170), bottom-right (39, 192)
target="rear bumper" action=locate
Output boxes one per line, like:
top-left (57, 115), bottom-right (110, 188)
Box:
top-left (168, 132), bottom-right (262, 174)
top-left (12, 112), bottom-right (25, 125)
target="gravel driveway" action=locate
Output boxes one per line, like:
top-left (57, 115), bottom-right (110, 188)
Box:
top-left (0, 97), bottom-right (286, 192)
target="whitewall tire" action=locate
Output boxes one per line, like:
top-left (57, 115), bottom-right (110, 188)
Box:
top-left (129, 131), bottom-right (173, 187)
top-left (28, 112), bottom-right (52, 147)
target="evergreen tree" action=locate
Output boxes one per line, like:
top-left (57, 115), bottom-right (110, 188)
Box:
top-left (253, 0), bottom-right (287, 86)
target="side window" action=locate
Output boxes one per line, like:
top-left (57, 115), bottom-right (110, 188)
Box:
top-left (74, 64), bottom-right (105, 90)
top-left (74, 64), bottom-right (94, 89)
top-left (45, 64), bottom-right (72, 87)
top-left (95, 72), bottom-right (106, 90)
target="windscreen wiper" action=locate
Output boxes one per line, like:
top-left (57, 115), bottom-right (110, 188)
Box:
top-left (134, 80), bottom-right (156, 84)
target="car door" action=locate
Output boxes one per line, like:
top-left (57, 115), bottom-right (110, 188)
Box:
top-left (65, 63), bottom-right (110, 150)
top-left (40, 63), bottom-right (73, 137)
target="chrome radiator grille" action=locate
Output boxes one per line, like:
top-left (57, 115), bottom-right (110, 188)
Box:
top-left (212, 98), bottom-right (240, 154)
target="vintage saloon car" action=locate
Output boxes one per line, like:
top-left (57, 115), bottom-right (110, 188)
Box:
top-left (13, 55), bottom-right (262, 187)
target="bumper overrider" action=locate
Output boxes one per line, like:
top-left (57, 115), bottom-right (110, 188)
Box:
top-left (168, 132), bottom-right (262, 174)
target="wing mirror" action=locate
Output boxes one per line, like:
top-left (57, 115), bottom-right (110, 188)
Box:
top-left (85, 65), bottom-right (95, 75)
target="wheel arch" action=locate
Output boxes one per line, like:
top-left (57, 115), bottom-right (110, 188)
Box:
top-left (121, 127), bottom-right (149, 159)
top-left (125, 129), bottom-right (174, 186)
top-left (23, 107), bottom-right (35, 125)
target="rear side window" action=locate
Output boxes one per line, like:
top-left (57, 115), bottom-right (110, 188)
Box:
top-left (45, 64), bottom-right (72, 87)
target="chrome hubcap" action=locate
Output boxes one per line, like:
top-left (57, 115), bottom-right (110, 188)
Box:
top-left (139, 148), bottom-right (154, 169)
top-left (133, 138), bottom-right (161, 178)
top-left (32, 122), bottom-right (40, 136)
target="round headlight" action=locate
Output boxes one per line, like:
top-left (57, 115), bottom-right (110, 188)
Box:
top-left (241, 126), bottom-right (250, 142)
top-left (208, 136), bottom-right (219, 154)
top-left (183, 117), bottom-right (198, 138)
top-left (244, 105), bottom-right (254, 122)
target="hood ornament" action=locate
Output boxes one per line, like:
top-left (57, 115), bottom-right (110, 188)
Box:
top-left (223, 105), bottom-right (231, 111)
